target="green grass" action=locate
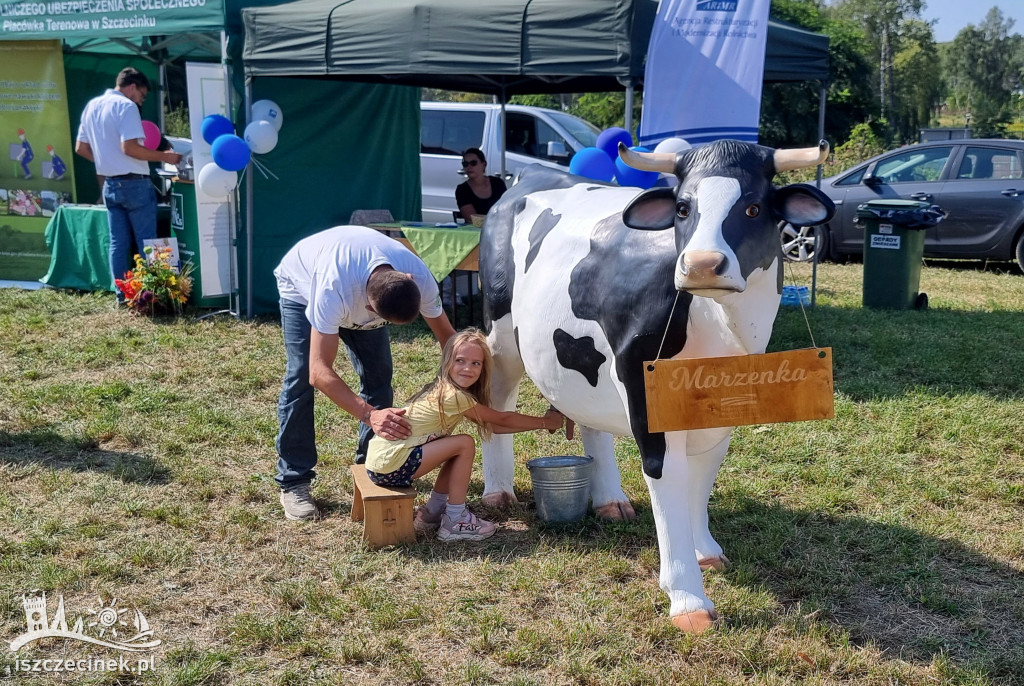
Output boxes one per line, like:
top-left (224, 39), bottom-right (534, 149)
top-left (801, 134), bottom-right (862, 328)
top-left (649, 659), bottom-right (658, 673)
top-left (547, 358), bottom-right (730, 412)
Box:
top-left (1, 259), bottom-right (1023, 684)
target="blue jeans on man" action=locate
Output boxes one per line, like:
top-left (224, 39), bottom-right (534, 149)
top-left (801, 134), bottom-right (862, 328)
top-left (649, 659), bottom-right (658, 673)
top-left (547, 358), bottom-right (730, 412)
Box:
top-left (104, 176), bottom-right (157, 298)
top-left (276, 298), bottom-right (393, 490)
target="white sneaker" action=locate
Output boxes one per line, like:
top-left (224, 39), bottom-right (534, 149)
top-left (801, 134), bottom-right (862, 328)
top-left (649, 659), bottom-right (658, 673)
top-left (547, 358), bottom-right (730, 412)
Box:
top-left (437, 512), bottom-right (496, 542)
top-left (280, 483), bottom-right (319, 521)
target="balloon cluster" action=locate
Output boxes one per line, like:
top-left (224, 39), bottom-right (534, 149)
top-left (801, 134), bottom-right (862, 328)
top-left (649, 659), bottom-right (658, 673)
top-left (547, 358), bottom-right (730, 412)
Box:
top-left (196, 99), bottom-right (283, 198)
top-left (568, 127), bottom-right (691, 189)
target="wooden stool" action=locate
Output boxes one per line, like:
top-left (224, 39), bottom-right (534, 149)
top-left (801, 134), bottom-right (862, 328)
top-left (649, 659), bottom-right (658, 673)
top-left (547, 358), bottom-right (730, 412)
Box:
top-left (349, 464), bottom-right (416, 548)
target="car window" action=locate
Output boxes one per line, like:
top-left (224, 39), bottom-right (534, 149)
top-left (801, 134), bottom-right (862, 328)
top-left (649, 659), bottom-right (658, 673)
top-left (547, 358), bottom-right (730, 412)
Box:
top-left (506, 112), bottom-right (538, 157)
top-left (547, 110), bottom-right (600, 148)
top-left (533, 119), bottom-right (571, 162)
top-left (956, 146), bottom-right (1023, 180)
top-left (835, 167), bottom-right (866, 186)
top-left (421, 110), bottom-right (485, 156)
top-left (874, 146), bottom-right (951, 183)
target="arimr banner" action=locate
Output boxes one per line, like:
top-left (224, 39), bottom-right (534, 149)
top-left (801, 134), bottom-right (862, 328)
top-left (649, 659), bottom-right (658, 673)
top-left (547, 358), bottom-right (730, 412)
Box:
top-left (0, 0), bottom-right (223, 39)
top-left (639, 0), bottom-right (772, 147)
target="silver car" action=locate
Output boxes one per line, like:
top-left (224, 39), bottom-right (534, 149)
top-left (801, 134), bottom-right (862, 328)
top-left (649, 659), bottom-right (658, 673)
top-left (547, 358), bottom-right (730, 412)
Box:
top-left (781, 139), bottom-right (1024, 271)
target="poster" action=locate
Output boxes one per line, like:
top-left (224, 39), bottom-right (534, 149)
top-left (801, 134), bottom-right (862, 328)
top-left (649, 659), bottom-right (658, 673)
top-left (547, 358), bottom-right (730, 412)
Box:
top-left (0, 39), bottom-right (75, 281)
top-left (639, 0), bottom-right (772, 148)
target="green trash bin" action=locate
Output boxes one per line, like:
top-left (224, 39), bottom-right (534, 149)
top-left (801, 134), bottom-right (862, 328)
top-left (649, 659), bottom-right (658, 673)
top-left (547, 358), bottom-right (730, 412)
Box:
top-left (169, 179), bottom-right (229, 309)
top-left (857, 199), bottom-right (944, 310)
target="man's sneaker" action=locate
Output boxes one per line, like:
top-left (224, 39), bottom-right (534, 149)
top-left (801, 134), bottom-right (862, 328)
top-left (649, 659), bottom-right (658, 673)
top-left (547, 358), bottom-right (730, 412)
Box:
top-left (280, 483), bottom-right (319, 521)
top-left (437, 511), bottom-right (496, 542)
top-left (414, 506), bottom-right (443, 532)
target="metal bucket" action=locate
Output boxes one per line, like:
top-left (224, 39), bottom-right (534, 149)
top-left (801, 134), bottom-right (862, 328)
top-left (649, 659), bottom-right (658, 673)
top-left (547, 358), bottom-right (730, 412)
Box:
top-left (526, 456), bottom-right (593, 523)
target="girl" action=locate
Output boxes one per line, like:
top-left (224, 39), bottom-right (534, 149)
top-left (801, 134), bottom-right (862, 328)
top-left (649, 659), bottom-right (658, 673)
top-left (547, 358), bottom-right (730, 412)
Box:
top-left (365, 328), bottom-right (563, 542)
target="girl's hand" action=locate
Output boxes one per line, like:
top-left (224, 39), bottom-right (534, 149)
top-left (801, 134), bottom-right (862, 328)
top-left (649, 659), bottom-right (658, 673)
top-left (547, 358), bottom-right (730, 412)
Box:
top-left (542, 408), bottom-right (564, 434)
top-left (368, 408), bottom-right (411, 440)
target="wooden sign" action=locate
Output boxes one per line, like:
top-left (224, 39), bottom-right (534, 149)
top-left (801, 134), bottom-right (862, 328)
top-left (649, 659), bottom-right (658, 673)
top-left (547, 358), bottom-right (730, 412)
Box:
top-left (644, 348), bottom-right (834, 432)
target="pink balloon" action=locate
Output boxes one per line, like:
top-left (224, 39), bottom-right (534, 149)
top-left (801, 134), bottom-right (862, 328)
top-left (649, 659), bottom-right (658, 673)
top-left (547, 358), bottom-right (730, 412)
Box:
top-left (142, 120), bottom-right (161, 150)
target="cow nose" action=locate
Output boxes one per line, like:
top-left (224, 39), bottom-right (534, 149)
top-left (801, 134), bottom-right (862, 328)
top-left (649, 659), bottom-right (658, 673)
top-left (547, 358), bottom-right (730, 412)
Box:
top-left (680, 250), bottom-right (726, 283)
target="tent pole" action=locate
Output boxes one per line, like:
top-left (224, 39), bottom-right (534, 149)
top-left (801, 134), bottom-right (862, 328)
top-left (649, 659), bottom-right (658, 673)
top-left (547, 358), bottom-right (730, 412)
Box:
top-left (500, 87), bottom-right (507, 180)
top-left (244, 77), bottom-right (254, 319)
top-left (159, 63), bottom-right (167, 131)
top-left (811, 80), bottom-right (827, 308)
top-left (624, 82), bottom-right (633, 135)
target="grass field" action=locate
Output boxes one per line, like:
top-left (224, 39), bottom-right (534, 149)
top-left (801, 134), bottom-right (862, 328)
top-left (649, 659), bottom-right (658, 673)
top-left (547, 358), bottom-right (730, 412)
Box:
top-left (1, 258), bottom-right (1023, 685)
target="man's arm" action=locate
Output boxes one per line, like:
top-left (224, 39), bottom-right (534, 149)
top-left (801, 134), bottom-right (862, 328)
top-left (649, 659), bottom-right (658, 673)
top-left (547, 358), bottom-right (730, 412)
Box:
top-left (122, 139), bottom-right (182, 166)
top-left (424, 312), bottom-right (456, 348)
top-left (308, 328), bottom-right (411, 440)
top-left (75, 140), bottom-right (94, 163)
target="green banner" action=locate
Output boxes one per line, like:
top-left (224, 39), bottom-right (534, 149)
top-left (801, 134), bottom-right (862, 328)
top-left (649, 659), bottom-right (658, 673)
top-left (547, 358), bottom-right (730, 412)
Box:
top-left (0, 39), bottom-right (75, 281)
top-left (0, 0), bottom-right (223, 40)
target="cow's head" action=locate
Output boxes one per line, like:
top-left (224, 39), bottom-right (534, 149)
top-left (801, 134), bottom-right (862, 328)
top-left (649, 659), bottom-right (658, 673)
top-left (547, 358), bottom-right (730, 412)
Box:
top-left (618, 140), bottom-right (835, 297)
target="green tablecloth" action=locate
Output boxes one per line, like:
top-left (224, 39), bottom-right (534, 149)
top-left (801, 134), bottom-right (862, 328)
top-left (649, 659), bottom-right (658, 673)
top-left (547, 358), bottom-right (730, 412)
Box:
top-left (376, 222), bottom-right (481, 282)
top-left (40, 205), bottom-right (116, 292)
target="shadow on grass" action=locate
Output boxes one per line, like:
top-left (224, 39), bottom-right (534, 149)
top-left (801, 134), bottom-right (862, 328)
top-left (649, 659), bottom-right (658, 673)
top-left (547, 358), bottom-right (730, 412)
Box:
top-left (712, 494), bottom-right (1024, 679)
top-left (0, 428), bottom-right (170, 484)
top-left (771, 305), bottom-right (1024, 402)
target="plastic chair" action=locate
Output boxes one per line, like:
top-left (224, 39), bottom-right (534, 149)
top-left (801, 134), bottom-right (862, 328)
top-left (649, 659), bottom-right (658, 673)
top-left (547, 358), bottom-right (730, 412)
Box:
top-left (349, 209), bottom-right (394, 225)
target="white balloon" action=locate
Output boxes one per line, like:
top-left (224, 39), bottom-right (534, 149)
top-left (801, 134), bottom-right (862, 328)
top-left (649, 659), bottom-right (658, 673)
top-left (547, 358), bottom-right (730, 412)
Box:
top-left (653, 137), bottom-right (692, 154)
top-left (244, 120), bottom-right (279, 154)
top-left (197, 163), bottom-right (238, 198)
top-left (250, 99), bottom-right (283, 131)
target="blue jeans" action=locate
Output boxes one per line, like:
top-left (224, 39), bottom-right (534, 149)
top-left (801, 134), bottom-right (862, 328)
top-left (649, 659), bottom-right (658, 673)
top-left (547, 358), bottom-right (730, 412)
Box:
top-left (104, 177), bottom-right (157, 296)
top-left (275, 298), bottom-right (394, 489)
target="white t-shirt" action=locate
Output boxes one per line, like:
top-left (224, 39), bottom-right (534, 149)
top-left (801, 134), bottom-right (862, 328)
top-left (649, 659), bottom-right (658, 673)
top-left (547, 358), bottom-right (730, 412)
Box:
top-left (76, 89), bottom-right (149, 177)
top-left (274, 225), bottom-right (443, 333)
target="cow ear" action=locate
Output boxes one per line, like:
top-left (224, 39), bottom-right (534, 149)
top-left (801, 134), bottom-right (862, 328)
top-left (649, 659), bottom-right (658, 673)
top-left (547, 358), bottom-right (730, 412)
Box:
top-left (773, 183), bottom-right (836, 227)
top-left (622, 187), bottom-right (677, 231)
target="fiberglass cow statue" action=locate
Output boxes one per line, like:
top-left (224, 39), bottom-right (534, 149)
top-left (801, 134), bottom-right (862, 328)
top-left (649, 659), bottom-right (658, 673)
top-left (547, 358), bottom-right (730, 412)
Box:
top-left (478, 139), bottom-right (836, 632)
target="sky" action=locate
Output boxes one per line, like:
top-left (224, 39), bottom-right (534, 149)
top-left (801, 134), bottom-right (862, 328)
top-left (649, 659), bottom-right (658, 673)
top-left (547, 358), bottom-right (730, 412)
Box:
top-left (920, 0), bottom-right (1024, 42)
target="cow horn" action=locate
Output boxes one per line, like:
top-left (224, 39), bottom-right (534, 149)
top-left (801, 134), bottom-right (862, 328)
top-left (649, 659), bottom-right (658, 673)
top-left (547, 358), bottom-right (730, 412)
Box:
top-left (774, 140), bottom-right (829, 172)
top-left (618, 142), bottom-right (677, 173)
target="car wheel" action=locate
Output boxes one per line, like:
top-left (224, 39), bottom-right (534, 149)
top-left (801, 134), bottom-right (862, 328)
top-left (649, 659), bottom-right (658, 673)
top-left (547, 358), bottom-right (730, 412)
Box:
top-left (780, 222), bottom-right (827, 263)
top-left (1016, 232), bottom-right (1024, 274)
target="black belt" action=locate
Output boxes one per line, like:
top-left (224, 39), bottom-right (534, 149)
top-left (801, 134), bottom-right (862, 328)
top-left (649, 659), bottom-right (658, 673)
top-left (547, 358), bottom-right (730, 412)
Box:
top-left (108, 173), bottom-right (148, 180)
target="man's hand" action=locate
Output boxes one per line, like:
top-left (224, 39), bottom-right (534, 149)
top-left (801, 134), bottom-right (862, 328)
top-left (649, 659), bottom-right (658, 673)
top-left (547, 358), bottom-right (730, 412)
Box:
top-left (368, 407), bottom-right (411, 440)
top-left (542, 408), bottom-right (565, 434)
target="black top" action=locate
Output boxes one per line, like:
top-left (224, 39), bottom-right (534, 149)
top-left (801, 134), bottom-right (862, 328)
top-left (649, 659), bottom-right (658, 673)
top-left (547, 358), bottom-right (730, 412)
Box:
top-left (455, 175), bottom-right (507, 217)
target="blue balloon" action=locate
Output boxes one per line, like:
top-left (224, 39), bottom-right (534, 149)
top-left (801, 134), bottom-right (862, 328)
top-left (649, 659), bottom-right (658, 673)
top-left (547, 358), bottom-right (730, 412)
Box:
top-left (201, 114), bottom-right (235, 145)
top-left (569, 147), bottom-right (616, 182)
top-left (211, 134), bottom-right (251, 172)
top-left (614, 146), bottom-right (659, 188)
top-left (596, 127), bottom-right (633, 160)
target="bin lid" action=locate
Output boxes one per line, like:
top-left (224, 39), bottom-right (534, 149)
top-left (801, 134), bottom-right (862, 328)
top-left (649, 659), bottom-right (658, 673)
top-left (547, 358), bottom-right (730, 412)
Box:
top-left (856, 199), bottom-right (945, 229)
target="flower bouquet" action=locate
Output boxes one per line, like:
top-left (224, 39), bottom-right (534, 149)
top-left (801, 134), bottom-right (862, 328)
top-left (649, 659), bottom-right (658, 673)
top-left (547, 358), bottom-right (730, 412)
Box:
top-left (115, 245), bottom-right (193, 315)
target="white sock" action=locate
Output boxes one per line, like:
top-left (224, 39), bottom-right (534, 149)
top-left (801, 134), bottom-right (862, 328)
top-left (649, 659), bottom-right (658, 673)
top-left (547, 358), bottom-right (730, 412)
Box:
top-left (425, 490), bottom-right (448, 514)
top-left (445, 503), bottom-right (467, 522)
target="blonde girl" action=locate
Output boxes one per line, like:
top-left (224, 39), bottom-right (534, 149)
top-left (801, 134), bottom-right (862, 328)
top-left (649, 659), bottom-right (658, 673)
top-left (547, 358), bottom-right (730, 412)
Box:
top-left (364, 328), bottom-right (563, 541)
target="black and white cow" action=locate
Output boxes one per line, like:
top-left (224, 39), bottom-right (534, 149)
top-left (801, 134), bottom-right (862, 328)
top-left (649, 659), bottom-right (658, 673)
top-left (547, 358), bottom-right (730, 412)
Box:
top-left (479, 139), bottom-right (835, 631)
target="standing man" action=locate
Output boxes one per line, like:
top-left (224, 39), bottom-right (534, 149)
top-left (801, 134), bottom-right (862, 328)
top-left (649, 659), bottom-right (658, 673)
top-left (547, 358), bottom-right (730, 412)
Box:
top-left (75, 68), bottom-right (181, 302)
top-left (274, 225), bottom-right (456, 521)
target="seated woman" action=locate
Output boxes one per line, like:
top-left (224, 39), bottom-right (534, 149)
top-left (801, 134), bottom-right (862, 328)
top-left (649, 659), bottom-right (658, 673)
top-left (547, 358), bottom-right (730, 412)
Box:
top-left (455, 147), bottom-right (507, 221)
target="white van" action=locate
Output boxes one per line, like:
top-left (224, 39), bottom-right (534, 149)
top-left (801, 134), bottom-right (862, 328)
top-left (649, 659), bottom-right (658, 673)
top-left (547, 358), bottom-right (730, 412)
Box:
top-left (420, 101), bottom-right (601, 222)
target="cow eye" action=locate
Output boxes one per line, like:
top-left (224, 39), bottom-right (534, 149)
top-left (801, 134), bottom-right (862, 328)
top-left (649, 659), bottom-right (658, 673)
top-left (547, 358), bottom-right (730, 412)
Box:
top-left (746, 204), bottom-right (760, 217)
top-left (676, 201), bottom-right (691, 219)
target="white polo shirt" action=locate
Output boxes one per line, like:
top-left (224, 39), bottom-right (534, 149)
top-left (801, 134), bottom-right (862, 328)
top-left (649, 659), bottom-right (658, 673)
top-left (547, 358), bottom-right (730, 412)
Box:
top-left (76, 89), bottom-right (149, 177)
top-left (274, 225), bottom-right (443, 333)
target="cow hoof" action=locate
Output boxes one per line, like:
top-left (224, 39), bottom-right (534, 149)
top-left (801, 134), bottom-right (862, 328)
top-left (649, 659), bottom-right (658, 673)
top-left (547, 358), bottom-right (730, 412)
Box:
top-left (671, 610), bottom-right (718, 633)
top-left (481, 491), bottom-right (519, 509)
top-left (698, 554), bottom-right (730, 572)
top-left (594, 501), bottom-right (637, 521)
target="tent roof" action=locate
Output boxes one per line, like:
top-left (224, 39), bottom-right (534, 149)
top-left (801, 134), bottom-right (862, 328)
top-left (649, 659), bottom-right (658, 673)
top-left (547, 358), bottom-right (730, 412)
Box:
top-left (242, 0), bottom-right (829, 92)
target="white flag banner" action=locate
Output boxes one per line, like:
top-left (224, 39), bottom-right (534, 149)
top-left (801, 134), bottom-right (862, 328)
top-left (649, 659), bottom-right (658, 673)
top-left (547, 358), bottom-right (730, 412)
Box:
top-left (639, 0), bottom-right (772, 149)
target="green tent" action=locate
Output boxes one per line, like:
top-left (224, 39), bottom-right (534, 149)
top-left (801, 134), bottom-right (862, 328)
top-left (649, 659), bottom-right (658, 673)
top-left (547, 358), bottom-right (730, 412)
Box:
top-left (241, 0), bottom-right (829, 88)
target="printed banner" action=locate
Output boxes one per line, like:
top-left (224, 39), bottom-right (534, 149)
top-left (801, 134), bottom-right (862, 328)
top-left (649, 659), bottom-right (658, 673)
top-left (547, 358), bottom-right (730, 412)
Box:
top-left (0, 39), bottom-right (75, 282)
top-left (638, 0), bottom-right (772, 148)
top-left (0, 0), bottom-right (223, 41)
